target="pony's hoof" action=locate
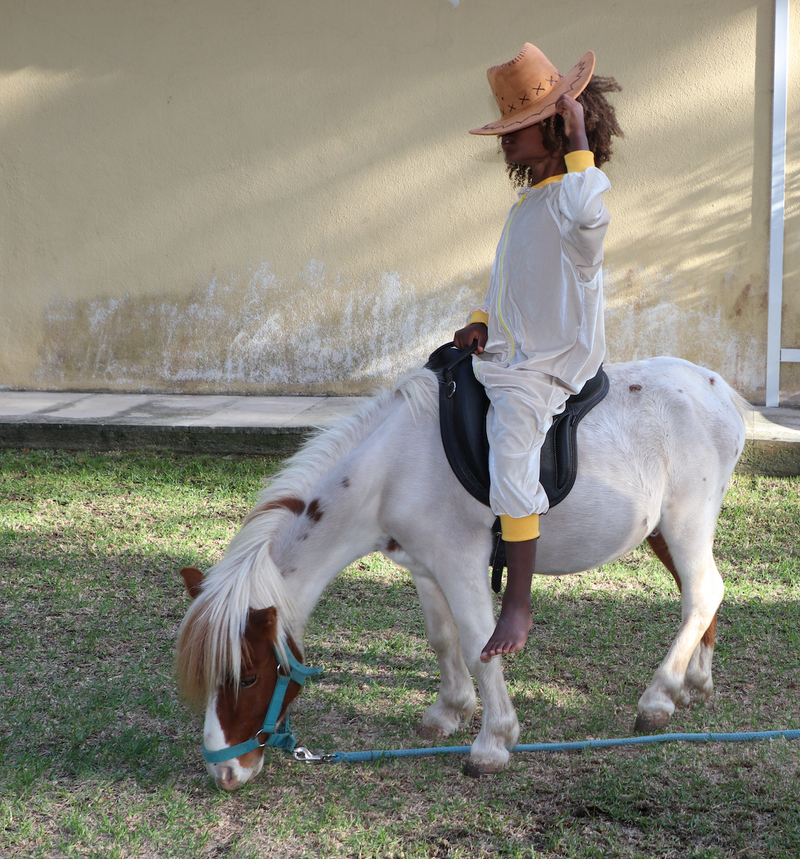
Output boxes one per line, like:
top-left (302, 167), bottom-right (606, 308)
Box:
top-left (417, 724), bottom-right (447, 740)
top-left (463, 759), bottom-right (505, 778)
top-left (634, 710), bottom-right (671, 734)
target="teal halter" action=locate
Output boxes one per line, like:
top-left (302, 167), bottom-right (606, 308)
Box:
top-left (202, 641), bottom-right (322, 764)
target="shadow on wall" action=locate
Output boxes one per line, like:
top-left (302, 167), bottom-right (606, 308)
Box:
top-left (600, 0), bottom-right (779, 403)
top-left (605, 141), bottom-right (768, 400)
top-left (34, 125), bottom-right (770, 397)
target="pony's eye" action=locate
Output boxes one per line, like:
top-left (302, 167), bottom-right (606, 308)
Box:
top-left (240, 675), bottom-right (258, 688)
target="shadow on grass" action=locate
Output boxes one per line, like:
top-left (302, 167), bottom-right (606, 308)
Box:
top-left (2, 540), bottom-right (798, 794)
top-left (0, 546), bottom-right (209, 791)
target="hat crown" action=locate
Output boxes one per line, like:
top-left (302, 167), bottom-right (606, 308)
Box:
top-left (470, 45), bottom-right (594, 135)
top-left (487, 44), bottom-right (564, 119)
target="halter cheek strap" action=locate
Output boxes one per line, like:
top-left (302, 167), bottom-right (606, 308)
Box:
top-left (202, 642), bottom-right (322, 764)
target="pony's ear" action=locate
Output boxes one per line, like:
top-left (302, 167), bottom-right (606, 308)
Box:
top-left (180, 566), bottom-right (205, 599)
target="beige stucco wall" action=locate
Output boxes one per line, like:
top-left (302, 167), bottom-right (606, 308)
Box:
top-left (783, 0), bottom-right (800, 402)
top-left (1, 0), bottom-right (797, 402)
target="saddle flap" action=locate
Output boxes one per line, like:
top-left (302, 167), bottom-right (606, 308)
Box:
top-left (426, 343), bottom-right (490, 506)
top-left (426, 344), bottom-right (609, 510)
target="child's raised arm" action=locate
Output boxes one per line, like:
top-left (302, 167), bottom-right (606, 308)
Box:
top-left (556, 94), bottom-right (589, 153)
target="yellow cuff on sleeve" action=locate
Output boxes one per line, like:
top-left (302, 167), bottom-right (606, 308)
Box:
top-left (500, 513), bottom-right (540, 542)
top-left (564, 150), bottom-right (595, 173)
top-left (469, 310), bottom-right (489, 326)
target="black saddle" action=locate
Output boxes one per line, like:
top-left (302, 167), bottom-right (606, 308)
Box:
top-left (425, 343), bottom-right (609, 590)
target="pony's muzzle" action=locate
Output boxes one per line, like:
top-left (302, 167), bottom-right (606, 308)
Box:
top-left (207, 755), bottom-right (263, 791)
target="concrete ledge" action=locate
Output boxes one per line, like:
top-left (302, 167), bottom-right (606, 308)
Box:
top-left (734, 406), bottom-right (800, 476)
top-left (0, 422), bottom-right (309, 456)
top-left (736, 439), bottom-right (800, 477)
top-left (0, 392), bottom-right (366, 457)
top-left (1, 391), bottom-right (799, 476)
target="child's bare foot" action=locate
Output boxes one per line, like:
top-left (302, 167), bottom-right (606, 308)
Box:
top-left (480, 605), bottom-right (533, 661)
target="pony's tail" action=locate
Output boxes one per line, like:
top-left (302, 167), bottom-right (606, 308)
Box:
top-left (727, 386), bottom-right (752, 424)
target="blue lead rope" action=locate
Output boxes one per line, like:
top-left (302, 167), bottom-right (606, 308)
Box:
top-left (318, 729), bottom-right (800, 763)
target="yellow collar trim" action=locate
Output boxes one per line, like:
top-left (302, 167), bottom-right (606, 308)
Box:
top-left (528, 152), bottom-right (595, 189)
top-left (532, 173), bottom-right (565, 188)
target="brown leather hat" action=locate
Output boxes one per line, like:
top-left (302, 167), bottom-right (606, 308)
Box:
top-left (470, 44), bottom-right (595, 135)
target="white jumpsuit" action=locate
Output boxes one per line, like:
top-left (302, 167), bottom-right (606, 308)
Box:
top-left (471, 153), bottom-right (611, 519)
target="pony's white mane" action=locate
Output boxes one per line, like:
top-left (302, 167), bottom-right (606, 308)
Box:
top-left (176, 367), bottom-right (438, 705)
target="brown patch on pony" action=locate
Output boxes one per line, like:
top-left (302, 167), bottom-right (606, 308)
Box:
top-left (647, 532), bottom-right (718, 651)
top-left (701, 613), bottom-right (717, 649)
top-left (244, 496), bottom-right (306, 524)
top-left (306, 499), bottom-right (323, 523)
top-left (180, 566), bottom-right (204, 599)
top-left (629, 384), bottom-right (642, 392)
top-left (647, 532), bottom-right (681, 592)
top-left (709, 377), bottom-right (716, 385)
top-left (340, 477), bottom-right (351, 489)
top-left (385, 538), bottom-right (401, 553)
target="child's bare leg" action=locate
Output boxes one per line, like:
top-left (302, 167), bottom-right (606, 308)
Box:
top-left (481, 537), bottom-right (537, 661)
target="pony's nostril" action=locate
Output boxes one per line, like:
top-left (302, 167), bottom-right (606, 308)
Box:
top-left (218, 766), bottom-right (238, 791)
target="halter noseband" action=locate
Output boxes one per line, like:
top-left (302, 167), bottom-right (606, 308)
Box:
top-left (202, 641), bottom-right (322, 764)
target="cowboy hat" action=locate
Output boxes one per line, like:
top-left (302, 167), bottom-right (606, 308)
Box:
top-left (470, 44), bottom-right (595, 135)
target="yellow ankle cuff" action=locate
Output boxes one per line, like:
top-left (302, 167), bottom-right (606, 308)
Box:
top-left (500, 514), bottom-right (540, 542)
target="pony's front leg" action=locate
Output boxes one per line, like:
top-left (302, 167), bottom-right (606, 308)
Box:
top-left (433, 561), bottom-right (520, 775)
top-left (408, 568), bottom-right (477, 738)
top-left (382, 433), bottom-right (519, 773)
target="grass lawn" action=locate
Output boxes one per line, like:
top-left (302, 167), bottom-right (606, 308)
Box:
top-left (0, 448), bottom-right (798, 858)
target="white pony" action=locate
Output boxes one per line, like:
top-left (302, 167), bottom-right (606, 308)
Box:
top-left (177, 356), bottom-right (748, 791)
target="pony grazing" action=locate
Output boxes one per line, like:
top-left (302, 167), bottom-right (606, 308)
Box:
top-left (176, 356), bottom-right (748, 791)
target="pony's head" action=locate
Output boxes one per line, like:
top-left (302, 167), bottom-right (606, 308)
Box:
top-left (176, 566), bottom-right (306, 791)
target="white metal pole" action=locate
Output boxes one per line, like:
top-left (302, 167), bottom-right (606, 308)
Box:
top-left (766, 0), bottom-right (790, 406)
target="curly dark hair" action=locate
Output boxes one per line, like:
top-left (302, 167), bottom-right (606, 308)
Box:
top-left (506, 75), bottom-right (623, 187)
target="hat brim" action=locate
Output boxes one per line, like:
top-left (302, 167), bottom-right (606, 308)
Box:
top-left (469, 50), bottom-right (596, 135)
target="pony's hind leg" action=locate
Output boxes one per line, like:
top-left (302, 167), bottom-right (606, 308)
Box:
top-left (406, 563), bottom-right (477, 738)
top-left (648, 532), bottom-right (718, 703)
top-left (636, 530), bottom-right (723, 733)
